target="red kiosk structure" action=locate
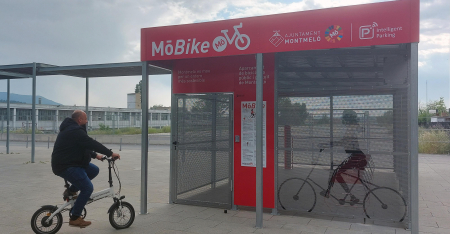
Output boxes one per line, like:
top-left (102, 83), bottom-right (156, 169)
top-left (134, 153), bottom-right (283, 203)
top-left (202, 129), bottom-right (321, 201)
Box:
top-left (0, 0), bottom-right (420, 232)
top-left (141, 0), bottom-right (419, 230)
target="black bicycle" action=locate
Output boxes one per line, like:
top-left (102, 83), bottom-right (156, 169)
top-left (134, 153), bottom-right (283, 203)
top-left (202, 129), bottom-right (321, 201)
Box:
top-left (278, 148), bottom-right (407, 222)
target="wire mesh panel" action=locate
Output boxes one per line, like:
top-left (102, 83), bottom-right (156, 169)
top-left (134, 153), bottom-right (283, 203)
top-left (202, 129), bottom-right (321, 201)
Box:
top-left (174, 94), bottom-right (233, 208)
top-left (276, 45), bottom-right (410, 226)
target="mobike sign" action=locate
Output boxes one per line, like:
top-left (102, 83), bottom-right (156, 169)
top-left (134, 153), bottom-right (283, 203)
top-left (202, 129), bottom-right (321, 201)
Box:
top-left (141, 18), bottom-right (260, 61)
top-left (141, 0), bottom-right (419, 61)
top-left (150, 22), bottom-right (251, 56)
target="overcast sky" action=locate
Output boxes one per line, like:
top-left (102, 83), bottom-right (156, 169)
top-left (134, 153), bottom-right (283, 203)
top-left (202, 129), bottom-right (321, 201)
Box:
top-left (0, 0), bottom-right (449, 108)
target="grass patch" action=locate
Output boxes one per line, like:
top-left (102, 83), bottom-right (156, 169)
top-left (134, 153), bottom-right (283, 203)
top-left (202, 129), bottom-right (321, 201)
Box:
top-left (419, 128), bottom-right (450, 154)
top-left (11, 129), bottom-right (44, 134)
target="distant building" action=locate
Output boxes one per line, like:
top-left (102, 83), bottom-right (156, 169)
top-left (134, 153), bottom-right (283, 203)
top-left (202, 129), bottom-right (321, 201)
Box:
top-left (127, 93), bottom-right (141, 109)
top-left (431, 116), bottom-right (450, 123)
top-left (0, 103), bottom-right (170, 132)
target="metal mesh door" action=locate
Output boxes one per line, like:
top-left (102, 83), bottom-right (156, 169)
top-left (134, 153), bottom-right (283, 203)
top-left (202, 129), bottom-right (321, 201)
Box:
top-left (174, 94), bottom-right (233, 208)
top-left (276, 45), bottom-right (411, 226)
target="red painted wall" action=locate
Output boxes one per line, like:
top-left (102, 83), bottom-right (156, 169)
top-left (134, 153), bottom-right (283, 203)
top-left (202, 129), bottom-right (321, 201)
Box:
top-left (173, 54), bottom-right (275, 208)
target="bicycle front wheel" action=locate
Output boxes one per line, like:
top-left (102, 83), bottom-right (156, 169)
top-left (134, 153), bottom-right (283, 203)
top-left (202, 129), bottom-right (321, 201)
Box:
top-left (31, 206), bottom-right (63, 234)
top-left (363, 187), bottom-right (407, 222)
top-left (278, 178), bottom-right (316, 212)
top-left (109, 201), bottom-right (135, 229)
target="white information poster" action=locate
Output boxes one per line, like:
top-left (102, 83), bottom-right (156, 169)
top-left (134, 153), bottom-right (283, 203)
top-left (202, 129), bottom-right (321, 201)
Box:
top-left (241, 101), bottom-right (266, 167)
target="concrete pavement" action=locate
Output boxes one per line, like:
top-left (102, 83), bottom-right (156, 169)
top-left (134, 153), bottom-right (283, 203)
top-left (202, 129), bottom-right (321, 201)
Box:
top-left (0, 143), bottom-right (448, 234)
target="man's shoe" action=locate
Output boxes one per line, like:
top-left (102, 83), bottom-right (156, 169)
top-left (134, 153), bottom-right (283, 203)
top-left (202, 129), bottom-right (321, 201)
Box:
top-left (350, 197), bottom-right (360, 206)
top-left (69, 217), bottom-right (91, 228)
top-left (63, 189), bottom-right (78, 200)
top-left (319, 190), bottom-right (330, 198)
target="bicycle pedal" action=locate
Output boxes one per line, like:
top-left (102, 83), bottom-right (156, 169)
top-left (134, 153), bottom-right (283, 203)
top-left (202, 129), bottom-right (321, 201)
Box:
top-left (350, 200), bottom-right (360, 206)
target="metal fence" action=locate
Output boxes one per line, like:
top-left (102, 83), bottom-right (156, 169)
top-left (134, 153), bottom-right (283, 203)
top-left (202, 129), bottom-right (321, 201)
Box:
top-left (275, 46), bottom-right (411, 226)
top-left (0, 113), bottom-right (170, 133)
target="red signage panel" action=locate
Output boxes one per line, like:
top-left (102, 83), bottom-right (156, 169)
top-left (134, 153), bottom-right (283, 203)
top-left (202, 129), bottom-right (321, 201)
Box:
top-left (141, 0), bottom-right (419, 61)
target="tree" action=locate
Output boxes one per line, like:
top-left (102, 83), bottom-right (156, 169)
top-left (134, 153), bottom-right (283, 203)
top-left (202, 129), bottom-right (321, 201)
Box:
top-left (418, 104), bottom-right (432, 125)
top-left (418, 97), bottom-right (448, 125)
top-left (190, 97), bottom-right (229, 116)
top-left (135, 80), bottom-right (142, 94)
top-left (377, 110), bottom-right (393, 132)
top-left (278, 97), bottom-right (309, 126)
top-left (427, 97), bottom-right (447, 116)
top-left (150, 104), bottom-right (165, 110)
top-left (316, 114), bottom-right (330, 125)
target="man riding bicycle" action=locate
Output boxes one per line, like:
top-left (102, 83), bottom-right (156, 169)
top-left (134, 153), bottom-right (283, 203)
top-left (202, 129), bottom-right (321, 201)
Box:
top-left (51, 110), bottom-right (120, 228)
top-left (320, 110), bottom-right (367, 205)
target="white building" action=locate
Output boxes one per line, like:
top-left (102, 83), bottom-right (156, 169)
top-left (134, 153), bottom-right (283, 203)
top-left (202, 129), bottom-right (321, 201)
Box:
top-left (127, 93), bottom-right (141, 109)
top-left (0, 103), bottom-right (170, 132)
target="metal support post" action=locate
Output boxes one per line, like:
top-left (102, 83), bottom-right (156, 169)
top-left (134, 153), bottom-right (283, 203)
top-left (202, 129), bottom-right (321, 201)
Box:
top-left (211, 95), bottom-right (217, 189)
top-left (6, 79), bottom-right (10, 154)
top-left (140, 61), bottom-right (149, 215)
top-left (272, 58), bottom-right (279, 216)
top-left (330, 96), bottom-right (334, 170)
top-left (86, 77), bottom-right (89, 130)
top-left (13, 108), bottom-right (16, 131)
top-left (409, 43), bottom-right (419, 234)
top-left (31, 62), bottom-right (36, 163)
top-left (255, 53), bottom-right (264, 228)
top-left (55, 109), bottom-right (59, 133)
top-left (365, 111), bottom-right (370, 154)
top-left (169, 72), bottom-right (176, 204)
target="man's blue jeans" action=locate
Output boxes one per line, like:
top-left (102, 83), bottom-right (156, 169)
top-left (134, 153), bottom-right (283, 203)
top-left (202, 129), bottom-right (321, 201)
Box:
top-left (57, 163), bottom-right (99, 217)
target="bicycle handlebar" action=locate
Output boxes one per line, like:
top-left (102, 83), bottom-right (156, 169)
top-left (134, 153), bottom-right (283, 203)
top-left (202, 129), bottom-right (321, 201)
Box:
top-left (101, 155), bottom-right (119, 162)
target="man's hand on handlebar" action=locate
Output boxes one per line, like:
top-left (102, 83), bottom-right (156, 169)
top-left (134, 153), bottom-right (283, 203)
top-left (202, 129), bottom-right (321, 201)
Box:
top-left (111, 153), bottom-right (121, 160)
top-left (98, 153), bottom-right (121, 161)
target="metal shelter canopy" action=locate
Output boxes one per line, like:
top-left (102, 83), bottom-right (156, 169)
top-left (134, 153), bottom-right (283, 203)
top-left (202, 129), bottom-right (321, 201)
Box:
top-left (0, 62), bottom-right (170, 79)
top-left (277, 44), bottom-right (408, 97)
top-left (0, 61), bottom-right (171, 216)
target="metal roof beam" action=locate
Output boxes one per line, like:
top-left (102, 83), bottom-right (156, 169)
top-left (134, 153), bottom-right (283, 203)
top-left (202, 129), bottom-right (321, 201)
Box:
top-left (281, 48), bottom-right (407, 57)
top-left (0, 70), bottom-right (30, 78)
top-left (278, 83), bottom-right (408, 92)
top-left (279, 78), bottom-right (385, 83)
top-left (279, 67), bottom-right (383, 73)
top-left (336, 56), bottom-right (353, 79)
top-left (39, 62), bottom-right (144, 73)
top-left (0, 63), bottom-right (35, 70)
top-left (305, 57), bottom-right (329, 79)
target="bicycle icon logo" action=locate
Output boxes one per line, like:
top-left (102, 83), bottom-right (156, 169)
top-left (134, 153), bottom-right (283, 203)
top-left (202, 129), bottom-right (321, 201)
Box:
top-left (213, 23), bottom-right (251, 52)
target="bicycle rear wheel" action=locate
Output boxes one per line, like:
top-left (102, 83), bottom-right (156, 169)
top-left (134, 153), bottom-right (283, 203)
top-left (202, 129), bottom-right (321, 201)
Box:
top-left (363, 187), bottom-right (407, 222)
top-left (278, 178), bottom-right (316, 212)
top-left (31, 206), bottom-right (63, 234)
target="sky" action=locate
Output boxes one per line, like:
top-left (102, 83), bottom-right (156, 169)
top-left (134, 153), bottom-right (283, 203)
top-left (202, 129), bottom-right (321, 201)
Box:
top-left (0, 0), bottom-right (449, 108)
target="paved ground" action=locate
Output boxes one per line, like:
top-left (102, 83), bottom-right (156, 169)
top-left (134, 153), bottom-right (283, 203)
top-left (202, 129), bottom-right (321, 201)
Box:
top-left (0, 143), bottom-right (448, 234)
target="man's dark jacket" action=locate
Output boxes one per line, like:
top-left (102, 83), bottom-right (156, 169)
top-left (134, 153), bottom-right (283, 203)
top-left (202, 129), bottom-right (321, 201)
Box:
top-left (51, 118), bottom-right (113, 175)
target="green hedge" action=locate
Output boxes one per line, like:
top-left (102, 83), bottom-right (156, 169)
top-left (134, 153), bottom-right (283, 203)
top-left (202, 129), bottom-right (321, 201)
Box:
top-left (89, 126), bottom-right (170, 135)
